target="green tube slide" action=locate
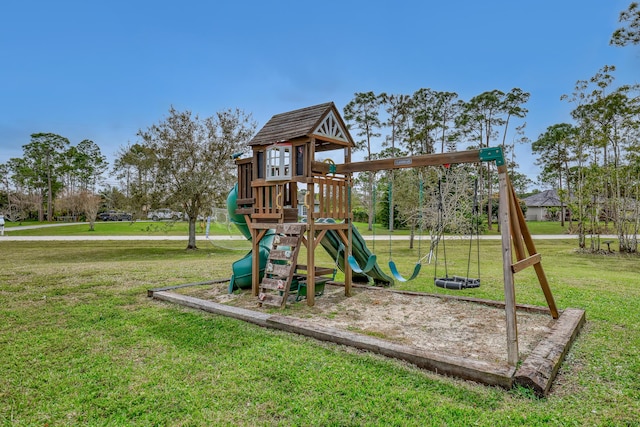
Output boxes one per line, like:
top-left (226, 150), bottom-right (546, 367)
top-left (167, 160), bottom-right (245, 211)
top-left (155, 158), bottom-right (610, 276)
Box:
top-left (316, 218), bottom-right (393, 287)
top-left (227, 184), bottom-right (275, 292)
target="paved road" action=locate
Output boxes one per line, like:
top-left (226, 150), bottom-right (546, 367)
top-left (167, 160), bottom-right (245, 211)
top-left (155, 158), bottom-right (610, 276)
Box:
top-left (0, 222), bottom-right (611, 241)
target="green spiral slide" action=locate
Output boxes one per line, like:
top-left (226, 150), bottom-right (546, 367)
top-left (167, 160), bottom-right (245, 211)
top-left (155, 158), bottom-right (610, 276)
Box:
top-left (226, 184), bottom-right (275, 292)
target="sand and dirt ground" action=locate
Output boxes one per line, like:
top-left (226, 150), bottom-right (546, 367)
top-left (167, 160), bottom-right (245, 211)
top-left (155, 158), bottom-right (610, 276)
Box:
top-left (175, 282), bottom-right (555, 364)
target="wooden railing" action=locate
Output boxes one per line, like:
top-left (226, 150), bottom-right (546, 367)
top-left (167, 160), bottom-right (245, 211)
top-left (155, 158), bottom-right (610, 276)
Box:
top-left (311, 176), bottom-right (349, 220)
top-left (251, 181), bottom-right (282, 220)
top-left (236, 158), bottom-right (253, 202)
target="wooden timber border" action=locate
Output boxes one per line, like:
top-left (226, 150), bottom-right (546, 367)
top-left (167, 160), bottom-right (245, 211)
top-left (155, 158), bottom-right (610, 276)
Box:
top-left (148, 284), bottom-right (585, 396)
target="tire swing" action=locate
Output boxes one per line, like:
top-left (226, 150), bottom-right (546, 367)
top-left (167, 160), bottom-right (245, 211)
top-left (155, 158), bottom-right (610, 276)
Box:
top-left (433, 174), bottom-right (481, 290)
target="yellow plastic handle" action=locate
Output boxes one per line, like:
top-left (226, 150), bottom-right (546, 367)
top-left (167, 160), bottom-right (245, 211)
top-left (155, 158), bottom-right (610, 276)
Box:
top-left (304, 192), bottom-right (311, 209)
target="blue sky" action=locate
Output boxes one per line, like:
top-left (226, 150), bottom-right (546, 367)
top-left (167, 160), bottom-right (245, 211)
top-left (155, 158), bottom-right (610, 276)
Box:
top-left (1, 0), bottom-right (638, 188)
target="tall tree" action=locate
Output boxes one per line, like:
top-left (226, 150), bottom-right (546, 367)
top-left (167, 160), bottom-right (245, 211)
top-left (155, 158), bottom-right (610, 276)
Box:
top-left (17, 133), bottom-right (70, 221)
top-left (456, 90), bottom-right (504, 230)
top-left (344, 92), bottom-right (382, 231)
top-left (380, 93), bottom-right (411, 232)
top-left (60, 140), bottom-right (107, 196)
top-left (456, 89), bottom-right (529, 229)
top-left (74, 139), bottom-right (108, 191)
top-left (137, 106), bottom-right (256, 250)
top-left (407, 88), bottom-right (438, 155)
top-left (532, 123), bottom-right (577, 227)
top-left (113, 143), bottom-right (158, 214)
top-left (434, 91), bottom-right (462, 153)
top-left (611, 2), bottom-right (640, 46)
top-left (561, 65), bottom-right (640, 252)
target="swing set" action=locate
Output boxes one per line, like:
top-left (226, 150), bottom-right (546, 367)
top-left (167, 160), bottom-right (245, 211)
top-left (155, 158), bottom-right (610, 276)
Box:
top-left (357, 168), bottom-right (481, 288)
top-left (323, 146), bottom-right (559, 367)
top-left (347, 178), bottom-right (425, 281)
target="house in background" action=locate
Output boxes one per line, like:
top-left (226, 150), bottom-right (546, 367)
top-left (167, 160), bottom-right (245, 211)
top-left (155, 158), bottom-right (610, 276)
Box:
top-left (522, 189), bottom-right (566, 221)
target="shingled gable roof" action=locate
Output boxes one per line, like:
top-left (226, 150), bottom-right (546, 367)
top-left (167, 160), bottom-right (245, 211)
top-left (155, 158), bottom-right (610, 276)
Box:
top-left (248, 102), bottom-right (354, 148)
top-left (523, 189), bottom-right (562, 207)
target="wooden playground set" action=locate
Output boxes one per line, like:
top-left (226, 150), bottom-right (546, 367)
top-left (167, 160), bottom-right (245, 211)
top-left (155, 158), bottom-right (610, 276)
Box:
top-left (149, 102), bottom-right (585, 396)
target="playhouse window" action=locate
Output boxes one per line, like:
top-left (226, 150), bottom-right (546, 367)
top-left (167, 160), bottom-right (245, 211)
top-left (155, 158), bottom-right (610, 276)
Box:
top-left (256, 151), bottom-right (264, 179)
top-left (295, 145), bottom-right (305, 176)
top-left (266, 144), bottom-right (292, 181)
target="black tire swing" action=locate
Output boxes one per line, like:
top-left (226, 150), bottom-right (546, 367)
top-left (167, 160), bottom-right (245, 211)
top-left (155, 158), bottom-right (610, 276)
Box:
top-left (433, 170), bottom-right (481, 290)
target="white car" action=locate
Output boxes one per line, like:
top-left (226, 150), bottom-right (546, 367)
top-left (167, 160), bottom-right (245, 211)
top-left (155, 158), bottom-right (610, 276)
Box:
top-left (147, 208), bottom-right (183, 221)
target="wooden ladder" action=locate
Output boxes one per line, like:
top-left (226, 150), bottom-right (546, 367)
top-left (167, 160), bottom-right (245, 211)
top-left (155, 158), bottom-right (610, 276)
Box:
top-left (258, 223), bottom-right (305, 308)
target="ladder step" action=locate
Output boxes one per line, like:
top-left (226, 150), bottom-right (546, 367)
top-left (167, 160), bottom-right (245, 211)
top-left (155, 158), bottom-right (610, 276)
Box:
top-left (258, 293), bottom-right (284, 307)
top-left (265, 263), bottom-right (293, 277)
top-left (273, 236), bottom-right (299, 247)
top-left (260, 278), bottom-right (287, 291)
top-left (269, 249), bottom-right (294, 261)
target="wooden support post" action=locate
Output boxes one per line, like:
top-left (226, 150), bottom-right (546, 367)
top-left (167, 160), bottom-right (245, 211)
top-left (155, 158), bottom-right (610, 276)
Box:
top-left (344, 223), bottom-right (353, 298)
top-left (306, 139), bottom-right (316, 306)
top-left (507, 179), bottom-right (527, 261)
top-left (344, 171), bottom-right (353, 297)
top-left (251, 228), bottom-right (260, 296)
top-left (498, 165), bottom-right (519, 367)
top-left (509, 183), bottom-right (559, 319)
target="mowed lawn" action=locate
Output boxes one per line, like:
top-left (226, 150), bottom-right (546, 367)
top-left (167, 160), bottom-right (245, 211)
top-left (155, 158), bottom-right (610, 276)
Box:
top-left (0, 238), bottom-right (638, 426)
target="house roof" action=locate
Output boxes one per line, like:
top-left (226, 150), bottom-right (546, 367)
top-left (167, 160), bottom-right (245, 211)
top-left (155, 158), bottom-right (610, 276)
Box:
top-left (523, 189), bottom-right (561, 207)
top-left (248, 102), bottom-right (354, 150)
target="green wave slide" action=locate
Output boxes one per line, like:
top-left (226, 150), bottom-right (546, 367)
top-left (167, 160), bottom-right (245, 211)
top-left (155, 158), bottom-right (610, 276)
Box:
top-left (315, 218), bottom-right (393, 287)
top-left (226, 185), bottom-right (393, 292)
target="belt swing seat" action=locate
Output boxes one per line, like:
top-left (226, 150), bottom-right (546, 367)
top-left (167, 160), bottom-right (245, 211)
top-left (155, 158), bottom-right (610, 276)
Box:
top-left (387, 179), bottom-right (424, 283)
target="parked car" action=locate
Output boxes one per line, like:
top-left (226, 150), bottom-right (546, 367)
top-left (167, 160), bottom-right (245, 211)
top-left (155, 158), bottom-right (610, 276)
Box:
top-left (147, 208), bottom-right (183, 221)
top-left (98, 210), bottom-right (132, 221)
top-left (112, 212), bottom-right (133, 221)
top-left (97, 210), bottom-right (116, 221)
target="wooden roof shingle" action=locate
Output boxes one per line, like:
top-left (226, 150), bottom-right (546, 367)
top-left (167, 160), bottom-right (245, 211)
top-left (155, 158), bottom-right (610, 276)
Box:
top-left (523, 189), bottom-right (561, 207)
top-left (248, 102), bottom-right (353, 147)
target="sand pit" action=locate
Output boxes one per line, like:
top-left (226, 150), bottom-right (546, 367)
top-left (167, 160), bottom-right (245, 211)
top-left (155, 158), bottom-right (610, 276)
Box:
top-left (150, 281), bottom-right (584, 395)
top-left (167, 282), bottom-right (553, 364)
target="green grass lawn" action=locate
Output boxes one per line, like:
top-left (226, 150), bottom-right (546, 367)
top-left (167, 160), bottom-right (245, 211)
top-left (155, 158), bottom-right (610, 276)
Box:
top-left (0, 237), bottom-right (638, 425)
top-left (4, 220), bottom-right (240, 236)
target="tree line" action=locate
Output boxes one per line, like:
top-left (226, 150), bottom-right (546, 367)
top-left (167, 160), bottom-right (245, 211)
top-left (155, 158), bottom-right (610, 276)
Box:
top-left (1, 3), bottom-right (637, 252)
top-left (0, 134), bottom-right (107, 223)
top-left (533, 66), bottom-right (639, 252)
top-left (341, 88), bottom-right (531, 246)
top-left (340, 3), bottom-right (640, 253)
top-left (0, 108), bottom-right (255, 249)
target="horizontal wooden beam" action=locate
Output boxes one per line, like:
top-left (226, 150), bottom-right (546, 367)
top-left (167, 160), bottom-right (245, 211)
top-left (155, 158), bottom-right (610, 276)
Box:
top-left (511, 253), bottom-right (542, 274)
top-left (315, 150), bottom-right (482, 174)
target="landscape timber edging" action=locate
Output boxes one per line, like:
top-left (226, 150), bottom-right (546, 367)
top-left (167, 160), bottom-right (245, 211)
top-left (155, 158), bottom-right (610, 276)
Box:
top-left (149, 286), bottom-right (585, 395)
top-left (514, 308), bottom-right (586, 396)
top-left (150, 290), bottom-right (515, 388)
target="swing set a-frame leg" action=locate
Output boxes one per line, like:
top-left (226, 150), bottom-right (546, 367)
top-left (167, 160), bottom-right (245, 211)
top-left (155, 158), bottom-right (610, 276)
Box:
top-left (507, 181), bottom-right (559, 319)
top-left (499, 165), bottom-right (560, 367)
top-left (498, 167), bottom-right (519, 367)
